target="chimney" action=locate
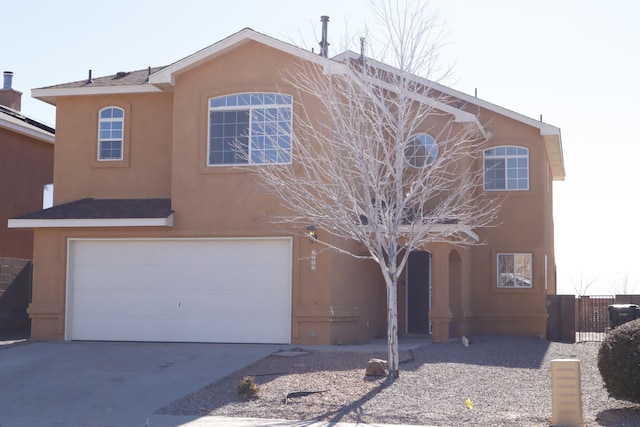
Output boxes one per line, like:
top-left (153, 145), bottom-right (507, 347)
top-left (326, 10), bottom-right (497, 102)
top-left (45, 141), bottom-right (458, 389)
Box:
top-left (319, 16), bottom-right (330, 58)
top-left (0, 71), bottom-right (22, 111)
top-left (3, 71), bottom-right (13, 89)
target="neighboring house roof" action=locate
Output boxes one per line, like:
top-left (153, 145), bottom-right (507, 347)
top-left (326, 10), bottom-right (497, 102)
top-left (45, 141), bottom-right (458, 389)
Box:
top-left (31, 27), bottom-right (564, 178)
top-left (8, 198), bottom-right (174, 228)
top-left (0, 104), bottom-right (55, 144)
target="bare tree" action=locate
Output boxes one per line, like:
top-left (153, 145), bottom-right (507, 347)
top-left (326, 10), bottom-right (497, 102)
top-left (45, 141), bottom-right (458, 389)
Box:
top-left (251, 0), bottom-right (499, 377)
top-left (569, 270), bottom-right (600, 296)
top-left (612, 271), bottom-right (637, 295)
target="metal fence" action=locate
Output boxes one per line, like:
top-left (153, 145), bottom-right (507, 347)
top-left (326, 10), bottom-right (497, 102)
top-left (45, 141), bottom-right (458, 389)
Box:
top-left (547, 294), bottom-right (640, 343)
top-left (575, 295), bottom-right (613, 342)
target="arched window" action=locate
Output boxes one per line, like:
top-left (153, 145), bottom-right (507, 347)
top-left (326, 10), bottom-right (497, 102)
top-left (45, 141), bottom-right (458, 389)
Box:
top-left (484, 146), bottom-right (529, 190)
top-left (98, 107), bottom-right (124, 161)
top-left (404, 133), bottom-right (438, 168)
top-left (208, 93), bottom-right (293, 166)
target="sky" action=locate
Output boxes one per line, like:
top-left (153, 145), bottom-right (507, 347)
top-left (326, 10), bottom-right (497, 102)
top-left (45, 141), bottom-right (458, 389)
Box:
top-left (3, 0), bottom-right (639, 295)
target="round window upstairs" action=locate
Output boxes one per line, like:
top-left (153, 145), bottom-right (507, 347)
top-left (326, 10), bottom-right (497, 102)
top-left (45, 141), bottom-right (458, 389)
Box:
top-left (404, 133), bottom-right (438, 168)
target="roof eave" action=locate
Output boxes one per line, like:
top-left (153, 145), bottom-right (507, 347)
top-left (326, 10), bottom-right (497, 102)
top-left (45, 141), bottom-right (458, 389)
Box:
top-left (360, 72), bottom-right (488, 140)
top-left (149, 28), bottom-right (333, 89)
top-left (0, 117), bottom-right (55, 144)
top-left (8, 213), bottom-right (174, 229)
top-left (335, 51), bottom-right (565, 148)
top-left (31, 84), bottom-right (163, 106)
top-left (542, 133), bottom-right (565, 180)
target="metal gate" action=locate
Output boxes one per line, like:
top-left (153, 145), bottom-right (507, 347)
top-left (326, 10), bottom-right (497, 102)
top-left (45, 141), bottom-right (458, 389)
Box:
top-left (576, 295), bottom-right (613, 342)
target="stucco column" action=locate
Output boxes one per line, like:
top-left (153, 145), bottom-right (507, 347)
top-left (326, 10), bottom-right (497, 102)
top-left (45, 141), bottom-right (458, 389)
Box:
top-left (429, 243), bottom-right (452, 343)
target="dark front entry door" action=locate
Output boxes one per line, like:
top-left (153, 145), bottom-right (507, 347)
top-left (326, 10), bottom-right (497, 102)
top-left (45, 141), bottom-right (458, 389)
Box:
top-left (407, 251), bottom-right (431, 334)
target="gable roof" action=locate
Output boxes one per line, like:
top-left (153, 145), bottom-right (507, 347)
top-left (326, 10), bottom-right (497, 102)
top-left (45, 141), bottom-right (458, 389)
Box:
top-left (0, 104), bottom-right (55, 144)
top-left (32, 67), bottom-right (166, 106)
top-left (33, 28), bottom-right (486, 136)
top-left (149, 28), bottom-right (334, 89)
top-left (31, 28), bottom-right (563, 179)
top-left (333, 51), bottom-right (565, 180)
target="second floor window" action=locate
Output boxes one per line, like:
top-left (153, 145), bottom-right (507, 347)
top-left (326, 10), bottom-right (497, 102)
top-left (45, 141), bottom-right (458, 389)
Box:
top-left (405, 133), bottom-right (438, 168)
top-left (484, 146), bottom-right (528, 191)
top-left (208, 93), bottom-right (293, 166)
top-left (98, 107), bottom-right (124, 161)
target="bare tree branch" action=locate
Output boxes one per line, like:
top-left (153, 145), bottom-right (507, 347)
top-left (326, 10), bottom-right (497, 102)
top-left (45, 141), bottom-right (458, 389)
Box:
top-left (612, 271), bottom-right (638, 295)
top-left (244, 0), bottom-right (500, 377)
top-left (569, 270), bottom-right (600, 296)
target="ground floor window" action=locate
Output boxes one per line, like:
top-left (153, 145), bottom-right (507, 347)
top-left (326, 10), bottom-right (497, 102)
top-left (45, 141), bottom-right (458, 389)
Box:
top-left (497, 253), bottom-right (532, 288)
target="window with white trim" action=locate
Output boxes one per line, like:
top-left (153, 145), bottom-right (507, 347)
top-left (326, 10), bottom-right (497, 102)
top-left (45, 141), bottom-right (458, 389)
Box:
top-left (405, 133), bottom-right (438, 168)
top-left (208, 93), bottom-right (292, 166)
top-left (98, 107), bottom-right (124, 161)
top-left (497, 253), bottom-right (532, 288)
top-left (484, 146), bottom-right (528, 190)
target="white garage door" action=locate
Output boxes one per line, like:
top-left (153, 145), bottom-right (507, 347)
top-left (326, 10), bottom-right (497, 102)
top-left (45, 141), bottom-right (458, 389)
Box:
top-left (66, 238), bottom-right (292, 343)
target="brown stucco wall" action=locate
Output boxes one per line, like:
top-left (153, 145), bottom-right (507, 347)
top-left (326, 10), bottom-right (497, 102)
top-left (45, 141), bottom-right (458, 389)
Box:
top-left (53, 93), bottom-right (173, 204)
top-left (28, 39), bottom-right (559, 344)
top-left (462, 112), bottom-right (554, 338)
top-left (0, 128), bottom-right (53, 259)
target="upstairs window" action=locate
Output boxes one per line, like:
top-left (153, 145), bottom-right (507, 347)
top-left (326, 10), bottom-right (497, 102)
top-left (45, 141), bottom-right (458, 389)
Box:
top-left (98, 107), bottom-right (124, 161)
top-left (405, 133), bottom-right (438, 168)
top-left (497, 253), bottom-right (532, 288)
top-left (208, 93), bottom-right (293, 166)
top-left (484, 146), bottom-right (528, 190)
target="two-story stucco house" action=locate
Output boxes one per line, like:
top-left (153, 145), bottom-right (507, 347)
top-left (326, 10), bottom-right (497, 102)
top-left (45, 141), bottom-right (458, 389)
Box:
top-left (10, 28), bottom-right (564, 345)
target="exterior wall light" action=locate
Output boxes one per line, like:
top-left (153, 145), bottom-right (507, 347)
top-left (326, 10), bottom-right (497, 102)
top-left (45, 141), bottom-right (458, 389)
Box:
top-left (306, 225), bottom-right (318, 241)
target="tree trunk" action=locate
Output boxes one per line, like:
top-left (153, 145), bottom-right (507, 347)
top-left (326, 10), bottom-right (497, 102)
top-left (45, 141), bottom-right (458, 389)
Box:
top-left (386, 275), bottom-right (400, 378)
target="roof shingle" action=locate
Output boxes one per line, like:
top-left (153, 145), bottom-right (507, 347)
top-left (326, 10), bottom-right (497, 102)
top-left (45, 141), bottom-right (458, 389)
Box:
top-left (15, 198), bottom-right (172, 220)
top-left (37, 66), bottom-right (167, 90)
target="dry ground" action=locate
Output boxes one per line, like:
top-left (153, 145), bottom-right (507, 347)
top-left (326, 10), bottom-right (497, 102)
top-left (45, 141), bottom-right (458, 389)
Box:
top-left (157, 336), bottom-right (640, 426)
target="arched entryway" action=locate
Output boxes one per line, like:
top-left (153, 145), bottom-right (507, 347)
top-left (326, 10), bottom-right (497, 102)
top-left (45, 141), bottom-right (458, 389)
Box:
top-left (406, 250), bottom-right (432, 334)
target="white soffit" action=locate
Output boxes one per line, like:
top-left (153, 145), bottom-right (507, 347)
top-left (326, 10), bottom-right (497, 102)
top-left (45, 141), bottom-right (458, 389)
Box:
top-left (8, 213), bottom-right (174, 229)
top-left (32, 85), bottom-right (162, 106)
top-left (0, 116), bottom-right (54, 144)
top-left (360, 224), bottom-right (480, 242)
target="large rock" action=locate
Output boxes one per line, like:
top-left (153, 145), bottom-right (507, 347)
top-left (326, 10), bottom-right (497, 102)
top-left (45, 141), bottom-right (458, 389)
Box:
top-left (365, 358), bottom-right (389, 377)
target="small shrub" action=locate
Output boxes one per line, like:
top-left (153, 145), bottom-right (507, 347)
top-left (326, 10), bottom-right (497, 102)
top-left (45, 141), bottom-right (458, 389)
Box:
top-left (598, 318), bottom-right (640, 403)
top-left (237, 375), bottom-right (259, 400)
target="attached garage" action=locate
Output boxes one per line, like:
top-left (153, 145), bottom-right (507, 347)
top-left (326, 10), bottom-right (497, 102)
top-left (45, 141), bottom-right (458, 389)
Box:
top-left (66, 237), bottom-right (292, 344)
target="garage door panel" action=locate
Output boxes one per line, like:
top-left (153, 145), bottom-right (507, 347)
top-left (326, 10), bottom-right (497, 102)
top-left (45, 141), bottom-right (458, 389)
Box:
top-left (71, 313), bottom-right (291, 343)
top-left (67, 238), bottom-right (292, 343)
top-left (73, 267), bottom-right (289, 293)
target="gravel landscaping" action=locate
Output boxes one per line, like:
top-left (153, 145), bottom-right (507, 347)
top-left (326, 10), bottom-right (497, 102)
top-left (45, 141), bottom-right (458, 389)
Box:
top-left (157, 336), bottom-right (640, 426)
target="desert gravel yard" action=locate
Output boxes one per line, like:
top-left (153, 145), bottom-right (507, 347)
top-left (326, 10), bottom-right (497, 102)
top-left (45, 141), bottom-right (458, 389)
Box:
top-left (157, 336), bottom-right (640, 426)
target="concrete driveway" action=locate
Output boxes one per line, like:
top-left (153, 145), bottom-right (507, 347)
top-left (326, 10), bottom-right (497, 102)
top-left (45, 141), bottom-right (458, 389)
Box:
top-left (0, 340), bottom-right (280, 427)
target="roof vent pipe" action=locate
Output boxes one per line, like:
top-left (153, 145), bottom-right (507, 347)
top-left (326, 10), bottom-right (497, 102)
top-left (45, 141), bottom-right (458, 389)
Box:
top-left (3, 71), bottom-right (13, 89)
top-left (319, 16), bottom-right (330, 58)
top-left (358, 37), bottom-right (366, 65)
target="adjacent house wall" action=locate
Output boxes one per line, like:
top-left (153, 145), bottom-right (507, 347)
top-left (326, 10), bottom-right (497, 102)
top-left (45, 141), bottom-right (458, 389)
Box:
top-left (0, 128), bottom-right (53, 259)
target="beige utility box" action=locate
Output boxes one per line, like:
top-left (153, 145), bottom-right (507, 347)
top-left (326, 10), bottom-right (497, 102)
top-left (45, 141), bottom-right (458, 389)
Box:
top-left (550, 359), bottom-right (583, 427)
